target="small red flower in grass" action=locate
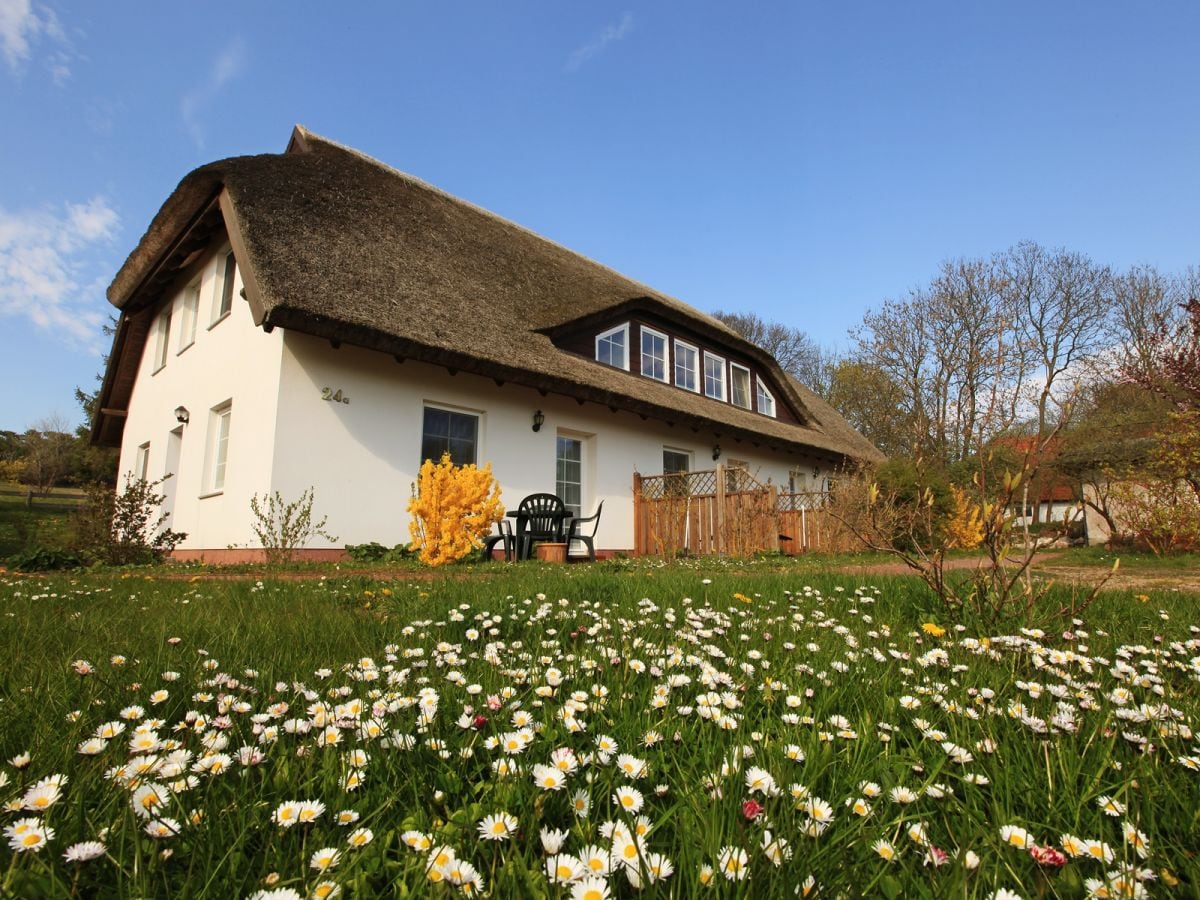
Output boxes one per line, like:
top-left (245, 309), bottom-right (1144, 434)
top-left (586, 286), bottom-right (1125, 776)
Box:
top-left (472, 715), bottom-right (489, 730)
top-left (1029, 845), bottom-right (1067, 868)
top-left (742, 799), bottom-right (764, 820)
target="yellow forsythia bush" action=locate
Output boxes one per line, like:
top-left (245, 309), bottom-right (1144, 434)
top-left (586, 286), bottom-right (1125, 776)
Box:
top-left (407, 452), bottom-right (504, 566)
top-left (945, 485), bottom-right (984, 550)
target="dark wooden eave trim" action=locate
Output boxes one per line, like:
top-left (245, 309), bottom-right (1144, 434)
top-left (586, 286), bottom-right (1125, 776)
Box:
top-left (117, 192), bottom-right (222, 313)
top-left (218, 189), bottom-right (267, 326)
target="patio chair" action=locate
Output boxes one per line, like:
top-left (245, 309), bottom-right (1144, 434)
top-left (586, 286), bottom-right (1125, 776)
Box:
top-left (479, 519), bottom-right (514, 562)
top-left (516, 493), bottom-right (568, 560)
top-left (566, 500), bottom-right (604, 561)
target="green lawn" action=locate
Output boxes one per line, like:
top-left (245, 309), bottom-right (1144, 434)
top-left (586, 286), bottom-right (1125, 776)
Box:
top-left (0, 563), bottom-right (1197, 897)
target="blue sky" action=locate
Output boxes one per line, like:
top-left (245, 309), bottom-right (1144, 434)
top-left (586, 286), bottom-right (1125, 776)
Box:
top-left (2, 2), bottom-right (1198, 432)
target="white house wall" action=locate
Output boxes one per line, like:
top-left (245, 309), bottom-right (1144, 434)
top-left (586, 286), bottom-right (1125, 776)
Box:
top-left (268, 332), bottom-right (832, 552)
top-left (117, 248), bottom-right (284, 550)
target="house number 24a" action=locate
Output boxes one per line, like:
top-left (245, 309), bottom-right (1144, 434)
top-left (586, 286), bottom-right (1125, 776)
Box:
top-left (321, 387), bottom-right (350, 404)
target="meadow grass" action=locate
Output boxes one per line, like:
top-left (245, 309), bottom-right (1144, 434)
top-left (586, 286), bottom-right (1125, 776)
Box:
top-left (0, 562), bottom-right (1197, 898)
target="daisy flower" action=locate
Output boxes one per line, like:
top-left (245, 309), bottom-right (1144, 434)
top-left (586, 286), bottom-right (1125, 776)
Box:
top-left (77, 738), bottom-right (107, 755)
top-left (62, 840), bottom-right (106, 863)
top-left (312, 883), bottom-right (341, 900)
top-left (546, 853), bottom-right (587, 884)
top-left (999, 825), bottom-right (1033, 849)
top-left (872, 839), bottom-right (897, 861)
top-left (890, 786), bottom-right (919, 804)
top-left (1081, 839), bottom-right (1115, 863)
top-left (802, 796), bottom-right (834, 824)
top-left (643, 852), bottom-right (675, 882)
top-left (577, 843), bottom-right (611, 876)
top-left (1060, 834), bottom-right (1087, 857)
top-left (22, 775), bottom-right (67, 812)
top-left (6, 818), bottom-right (54, 853)
top-left (540, 827), bottom-right (568, 854)
top-left (717, 845), bottom-right (750, 881)
top-left (532, 764), bottom-right (568, 791)
top-left (1122, 822), bottom-right (1150, 858)
top-left (571, 790), bottom-right (591, 819)
top-left (273, 801), bottom-right (301, 828)
top-left (616, 754), bottom-right (648, 779)
top-left (132, 783), bottom-right (170, 819)
top-left (401, 830), bottom-right (432, 852)
top-left (610, 834), bottom-right (644, 869)
top-left (144, 818), bottom-right (181, 839)
top-left (1096, 795), bottom-right (1125, 817)
top-left (744, 766), bottom-right (778, 796)
top-left (346, 827), bottom-right (373, 849)
top-left (612, 786), bottom-right (644, 813)
top-left (310, 847), bottom-right (342, 872)
top-left (297, 800), bottom-right (326, 824)
top-left (477, 811), bottom-right (518, 841)
top-left (570, 878), bottom-right (611, 900)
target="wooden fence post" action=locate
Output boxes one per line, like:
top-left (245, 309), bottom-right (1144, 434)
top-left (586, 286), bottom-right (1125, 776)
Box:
top-left (715, 463), bottom-right (726, 555)
top-left (767, 484), bottom-right (779, 553)
top-left (632, 473), bottom-right (643, 557)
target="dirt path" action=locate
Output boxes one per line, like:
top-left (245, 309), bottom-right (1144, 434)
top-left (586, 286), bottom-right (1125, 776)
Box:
top-left (837, 551), bottom-right (1200, 594)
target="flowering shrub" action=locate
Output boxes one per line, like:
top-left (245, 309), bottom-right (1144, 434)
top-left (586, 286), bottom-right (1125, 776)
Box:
top-left (407, 453), bottom-right (504, 566)
top-left (944, 486), bottom-right (984, 550)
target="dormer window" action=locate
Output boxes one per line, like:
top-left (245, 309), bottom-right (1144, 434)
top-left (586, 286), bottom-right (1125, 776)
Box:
top-left (584, 318), bottom-right (786, 418)
top-left (730, 363), bottom-right (752, 409)
top-left (595, 323), bottom-right (630, 370)
top-left (674, 339), bottom-right (699, 392)
top-left (640, 326), bottom-right (668, 382)
top-left (757, 380), bottom-right (776, 417)
top-left (703, 351), bottom-right (726, 401)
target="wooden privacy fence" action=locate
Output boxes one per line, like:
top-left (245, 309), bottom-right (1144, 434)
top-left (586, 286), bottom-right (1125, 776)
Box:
top-left (632, 465), bottom-right (854, 557)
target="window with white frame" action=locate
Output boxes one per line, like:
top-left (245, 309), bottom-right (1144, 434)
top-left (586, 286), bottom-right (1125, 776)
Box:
top-left (214, 250), bottom-right (237, 323)
top-left (640, 326), bottom-right (668, 382)
top-left (135, 442), bottom-right (151, 481)
top-left (153, 307), bottom-right (172, 372)
top-left (703, 352), bottom-right (726, 401)
top-left (206, 402), bottom-right (232, 493)
top-left (556, 434), bottom-right (584, 517)
top-left (178, 281), bottom-right (200, 353)
top-left (756, 379), bottom-right (776, 417)
top-left (595, 323), bottom-right (630, 370)
top-left (421, 405), bottom-right (479, 466)
top-left (662, 447), bottom-right (691, 497)
top-left (673, 340), bottom-right (699, 392)
top-left (730, 363), bottom-right (752, 409)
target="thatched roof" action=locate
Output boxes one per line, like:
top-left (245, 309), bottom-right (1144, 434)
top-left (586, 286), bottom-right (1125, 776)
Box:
top-left (94, 126), bottom-right (883, 464)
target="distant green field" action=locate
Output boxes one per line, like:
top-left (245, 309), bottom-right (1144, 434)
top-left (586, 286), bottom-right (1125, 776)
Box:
top-left (0, 483), bottom-right (83, 558)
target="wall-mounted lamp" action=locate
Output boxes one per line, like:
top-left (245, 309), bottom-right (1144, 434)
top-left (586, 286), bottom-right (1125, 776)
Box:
top-left (174, 406), bottom-right (190, 425)
top-left (712, 445), bottom-right (721, 461)
top-left (812, 466), bottom-right (820, 478)
top-left (532, 410), bottom-right (545, 432)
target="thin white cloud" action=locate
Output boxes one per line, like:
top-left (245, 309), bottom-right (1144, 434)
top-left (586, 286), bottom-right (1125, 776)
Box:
top-left (0, 196), bottom-right (118, 350)
top-left (181, 37), bottom-right (247, 150)
top-left (0, 0), bottom-right (74, 80)
top-left (0, 0), bottom-right (38, 68)
top-left (566, 12), bottom-right (634, 72)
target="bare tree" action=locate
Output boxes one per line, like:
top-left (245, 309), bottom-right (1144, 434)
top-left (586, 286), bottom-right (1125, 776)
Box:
top-left (712, 310), bottom-right (832, 392)
top-left (1006, 242), bottom-right (1112, 437)
top-left (21, 414), bottom-right (75, 495)
top-left (1107, 265), bottom-right (1182, 385)
top-left (851, 255), bottom-right (1023, 464)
